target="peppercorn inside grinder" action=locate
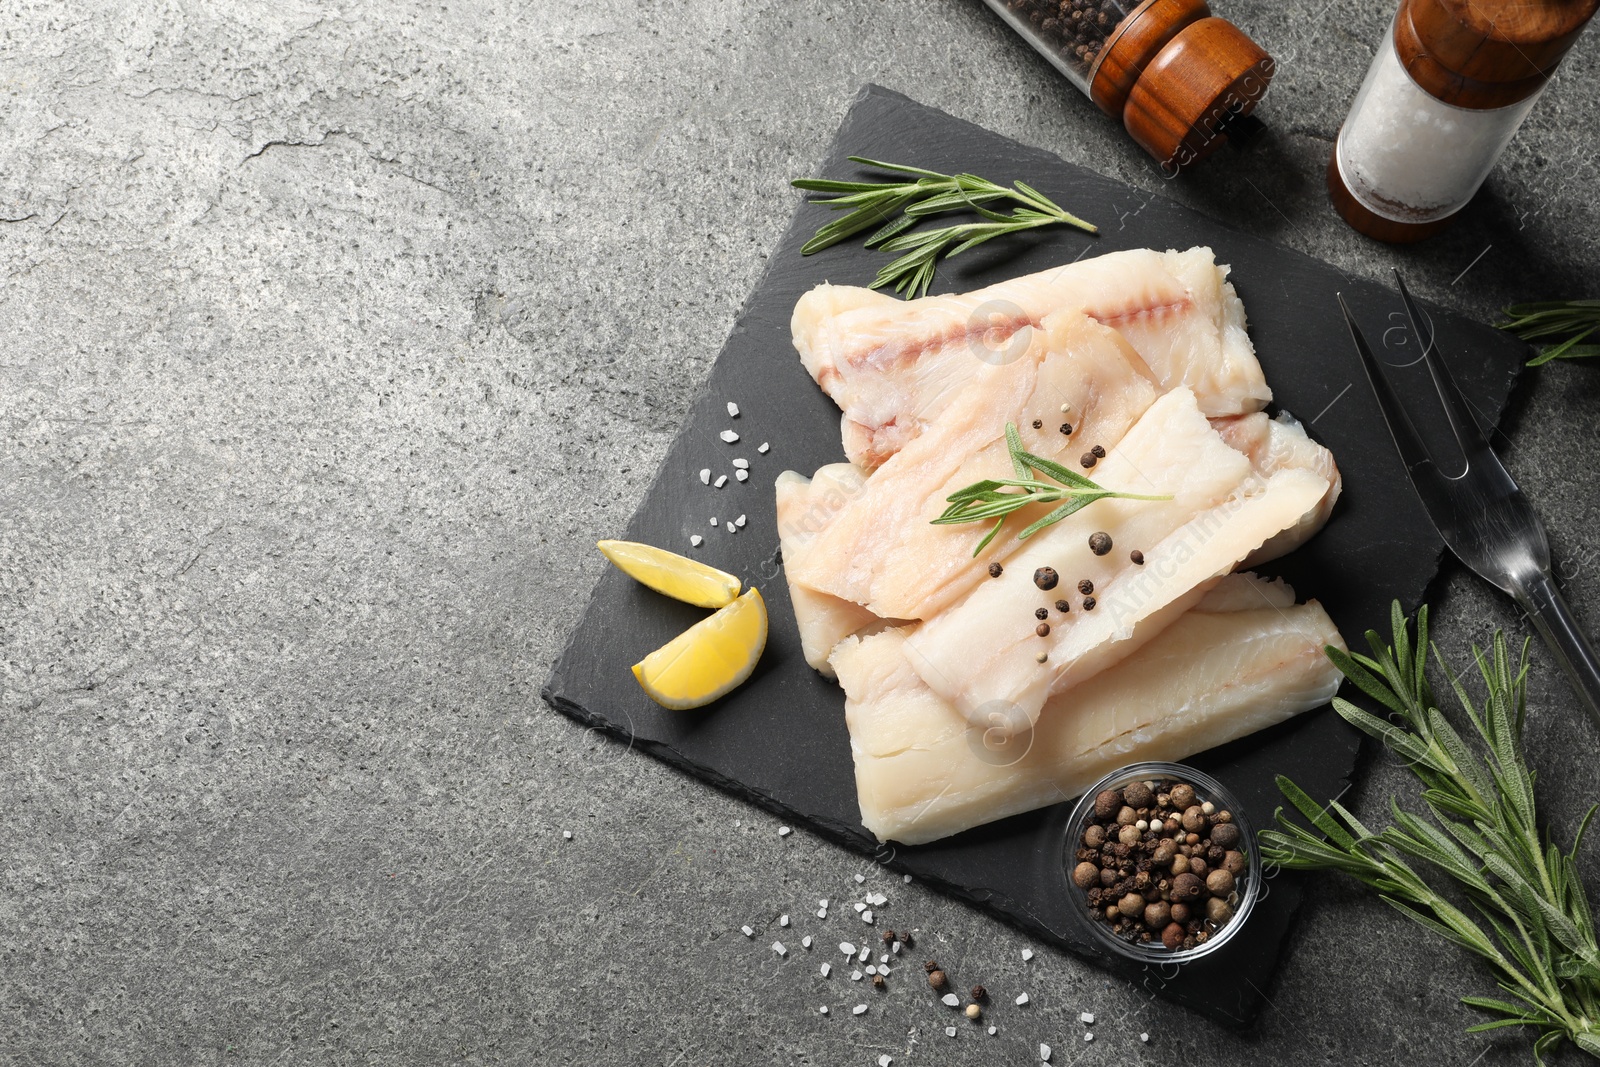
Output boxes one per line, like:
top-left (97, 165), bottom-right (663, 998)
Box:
top-left (1062, 761), bottom-right (1261, 964)
top-left (986, 0), bottom-right (1275, 172)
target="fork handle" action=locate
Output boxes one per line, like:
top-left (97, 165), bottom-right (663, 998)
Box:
top-left (1510, 569), bottom-right (1600, 732)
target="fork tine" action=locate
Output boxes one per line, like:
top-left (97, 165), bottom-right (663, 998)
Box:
top-left (1393, 270), bottom-right (1491, 458)
top-left (1338, 293), bottom-right (1434, 476)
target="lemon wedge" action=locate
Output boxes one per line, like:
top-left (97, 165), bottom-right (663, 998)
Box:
top-left (598, 539), bottom-right (741, 609)
top-left (632, 587), bottom-right (768, 710)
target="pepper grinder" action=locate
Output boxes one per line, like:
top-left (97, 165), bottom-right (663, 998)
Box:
top-left (985, 0), bottom-right (1276, 173)
top-left (1329, 0), bottom-right (1600, 242)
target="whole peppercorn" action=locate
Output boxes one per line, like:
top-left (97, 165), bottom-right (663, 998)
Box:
top-left (1116, 805), bottom-right (1139, 826)
top-left (1088, 531), bottom-right (1113, 556)
top-left (1033, 566), bottom-right (1059, 590)
top-left (1090, 444), bottom-right (1106, 458)
top-left (1206, 868), bottom-right (1235, 897)
top-left (1098, 868), bottom-right (1117, 888)
top-left (1152, 841), bottom-right (1177, 867)
top-left (1077, 578), bottom-right (1095, 596)
top-left (1118, 824), bottom-right (1142, 847)
top-left (1082, 824), bottom-right (1106, 848)
top-left (928, 970), bottom-right (948, 990)
top-left (988, 562), bottom-right (1003, 578)
top-left (1210, 822), bottom-right (1241, 849)
top-left (1223, 850), bottom-right (1247, 876)
top-left (1031, 419), bottom-right (1042, 429)
top-left (1118, 892), bottom-right (1145, 918)
top-left (1129, 549), bottom-right (1145, 566)
top-left (881, 930), bottom-right (896, 944)
top-left (1189, 857), bottom-right (1209, 878)
top-left (1170, 902), bottom-right (1191, 924)
top-left (1205, 897), bottom-right (1234, 923)
top-left (1161, 922), bottom-right (1185, 950)
top-left (1035, 607), bottom-right (1049, 620)
top-left (1055, 598), bottom-right (1070, 612)
top-left (1059, 422), bottom-right (1073, 435)
top-left (1082, 596), bottom-right (1097, 611)
top-left (1144, 900), bottom-right (1171, 928)
top-left (1072, 861), bottom-right (1100, 889)
top-left (965, 1003), bottom-right (982, 1020)
top-left (1036, 622), bottom-right (1051, 637)
top-left (1172, 872), bottom-right (1203, 901)
top-left (901, 932), bottom-right (914, 949)
top-left (1123, 781), bottom-right (1154, 808)
top-left (1169, 784), bottom-right (1197, 809)
top-left (1170, 853), bottom-right (1190, 875)
top-left (970, 985), bottom-right (987, 1001)
top-left (1206, 845), bottom-right (1226, 865)
top-left (1080, 452), bottom-right (1097, 469)
top-left (1093, 788), bottom-right (1123, 820)
top-left (1211, 809), bottom-right (1234, 825)
top-left (1181, 806), bottom-right (1206, 833)
top-left (924, 960), bottom-right (939, 973)
top-left (873, 973), bottom-right (886, 990)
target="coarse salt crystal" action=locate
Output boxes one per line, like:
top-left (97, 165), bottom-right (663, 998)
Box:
top-left (903, 874), bottom-right (912, 883)
top-left (1140, 1033), bottom-right (1149, 1043)
top-left (727, 402), bottom-right (739, 417)
top-left (839, 942), bottom-right (856, 956)
top-left (816, 909), bottom-right (827, 919)
top-left (858, 946), bottom-right (870, 962)
top-left (878, 966), bottom-right (891, 976)
top-left (891, 943), bottom-right (901, 955)
top-left (779, 915), bottom-right (789, 927)
top-left (870, 892), bottom-right (888, 906)
top-left (1021, 948), bottom-right (1034, 962)
top-left (820, 963), bottom-right (831, 977)
top-left (819, 899), bottom-right (829, 908)
top-left (562, 830), bottom-right (572, 840)
top-left (854, 874), bottom-right (866, 883)
top-left (1015, 993), bottom-right (1030, 1006)
top-left (988, 1026), bottom-right (997, 1036)
top-left (727, 522), bottom-right (738, 534)
top-left (690, 535), bottom-right (703, 547)
top-left (735, 469), bottom-right (748, 482)
top-left (801, 935), bottom-right (812, 949)
top-left (779, 826), bottom-right (791, 836)
top-left (741, 926), bottom-right (753, 937)
top-left (944, 1026), bottom-right (957, 1038)
top-left (853, 902), bottom-right (866, 913)
top-left (852, 1004), bottom-right (868, 1016)
top-left (735, 514), bottom-right (746, 527)
top-left (714, 475), bottom-right (728, 488)
top-left (758, 442), bottom-right (770, 453)
top-left (819, 1005), bottom-right (828, 1014)
top-left (879, 1057), bottom-right (892, 1067)
top-left (861, 910), bottom-right (873, 924)
top-left (941, 994), bottom-right (959, 1008)
top-left (720, 429), bottom-right (739, 443)
top-left (710, 517), bottom-right (718, 526)
top-left (772, 942), bottom-right (787, 956)
top-left (879, 954), bottom-right (888, 964)
top-left (851, 970), bottom-right (862, 982)
top-left (732, 458), bottom-right (749, 469)
top-left (1040, 1042), bottom-right (1052, 1061)
top-left (864, 965), bottom-right (876, 976)
top-left (1079, 1012), bottom-right (1095, 1025)
top-left (1083, 1033), bottom-right (1094, 1043)
top-left (699, 468), bottom-right (710, 484)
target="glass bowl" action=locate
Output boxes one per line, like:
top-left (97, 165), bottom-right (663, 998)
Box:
top-left (1062, 761), bottom-right (1260, 965)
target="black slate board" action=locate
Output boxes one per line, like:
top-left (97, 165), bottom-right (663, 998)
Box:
top-left (543, 86), bottom-right (1528, 1027)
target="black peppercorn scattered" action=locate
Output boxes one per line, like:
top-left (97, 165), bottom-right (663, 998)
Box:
top-left (1083, 596), bottom-right (1097, 611)
top-left (1033, 566), bottom-right (1059, 590)
top-left (1077, 578), bottom-right (1094, 596)
top-left (1060, 422), bottom-right (1073, 435)
top-left (988, 562), bottom-right (1003, 578)
top-left (1090, 444), bottom-right (1106, 458)
top-left (881, 929), bottom-right (896, 944)
top-left (970, 984), bottom-right (987, 1001)
top-left (1031, 418), bottom-right (1042, 429)
top-left (1035, 607), bottom-right (1049, 620)
top-left (1055, 599), bottom-right (1070, 612)
top-left (1088, 531), bottom-right (1113, 556)
top-left (1080, 452), bottom-right (1097, 469)
top-left (873, 973), bottom-right (886, 990)
top-left (1130, 549), bottom-right (1145, 566)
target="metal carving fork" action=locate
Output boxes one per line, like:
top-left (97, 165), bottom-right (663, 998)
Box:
top-left (1338, 272), bottom-right (1600, 728)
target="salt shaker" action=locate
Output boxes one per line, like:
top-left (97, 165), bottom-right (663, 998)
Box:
top-left (1330, 0), bottom-right (1599, 242)
top-left (984, 0), bottom-right (1275, 173)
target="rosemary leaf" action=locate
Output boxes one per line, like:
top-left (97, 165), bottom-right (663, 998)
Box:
top-left (1499, 299), bottom-right (1600, 365)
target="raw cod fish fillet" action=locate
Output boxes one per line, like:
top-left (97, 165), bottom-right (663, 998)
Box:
top-left (775, 463), bottom-right (891, 678)
top-left (1211, 411), bottom-right (1344, 568)
top-left (792, 247), bottom-right (1268, 469)
top-left (832, 574), bottom-right (1346, 845)
top-left (787, 311), bottom-right (1159, 622)
top-left (904, 387), bottom-right (1333, 729)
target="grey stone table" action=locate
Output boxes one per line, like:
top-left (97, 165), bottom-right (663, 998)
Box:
top-left (3, 2), bottom-right (1599, 1064)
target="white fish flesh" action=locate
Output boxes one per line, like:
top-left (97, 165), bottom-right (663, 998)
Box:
top-left (1210, 410), bottom-right (1343, 567)
top-left (832, 574), bottom-right (1345, 844)
top-left (775, 464), bottom-right (891, 677)
top-left (787, 311), bottom-right (1159, 622)
top-left (792, 246), bottom-right (1268, 469)
top-left (904, 387), bottom-right (1333, 728)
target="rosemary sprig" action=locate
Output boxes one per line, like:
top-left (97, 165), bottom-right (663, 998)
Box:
top-left (1499, 300), bottom-right (1600, 366)
top-left (1262, 602), bottom-right (1600, 1063)
top-left (793, 157), bottom-right (1098, 299)
top-left (931, 422), bottom-right (1170, 556)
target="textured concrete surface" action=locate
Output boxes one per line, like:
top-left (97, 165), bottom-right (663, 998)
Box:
top-left (4, 1), bottom-right (1600, 1064)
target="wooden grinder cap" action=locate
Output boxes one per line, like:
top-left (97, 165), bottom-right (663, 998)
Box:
top-left (1090, 0), bottom-right (1274, 172)
top-left (1397, 0), bottom-right (1600, 109)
